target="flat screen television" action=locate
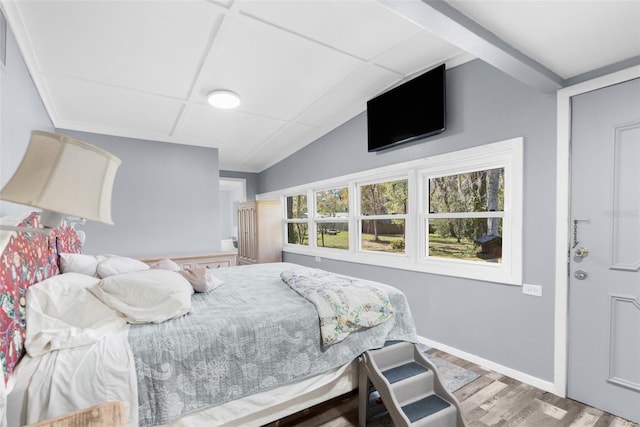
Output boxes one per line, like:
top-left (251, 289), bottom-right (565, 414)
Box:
top-left (367, 64), bottom-right (446, 152)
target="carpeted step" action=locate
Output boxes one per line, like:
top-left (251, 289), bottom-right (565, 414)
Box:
top-left (383, 362), bottom-right (429, 384)
top-left (403, 394), bottom-right (450, 422)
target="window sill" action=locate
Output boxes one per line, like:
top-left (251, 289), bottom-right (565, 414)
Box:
top-left (283, 246), bottom-right (521, 286)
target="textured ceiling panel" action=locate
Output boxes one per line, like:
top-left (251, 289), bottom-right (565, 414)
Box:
top-left (295, 63), bottom-right (400, 127)
top-left (47, 76), bottom-right (184, 137)
top-left (447, 0), bottom-right (640, 79)
top-left (3, 0), bottom-right (637, 172)
top-left (197, 14), bottom-right (363, 121)
top-left (17, 1), bottom-right (222, 98)
top-left (372, 31), bottom-right (471, 76)
top-left (175, 102), bottom-right (286, 150)
top-left (233, 121), bottom-right (321, 171)
top-left (239, 0), bottom-right (423, 60)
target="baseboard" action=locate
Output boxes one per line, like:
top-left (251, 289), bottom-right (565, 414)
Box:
top-left (417, 336), bottom-right (556, 394)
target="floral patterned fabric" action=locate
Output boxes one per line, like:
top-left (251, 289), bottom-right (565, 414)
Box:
top-left (280, 269), bottom-right (393, 346)
top-left (0, 212), bottom-right (81, 384)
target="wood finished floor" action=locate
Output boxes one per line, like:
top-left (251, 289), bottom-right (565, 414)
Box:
top-left (265, 348), bottom-right (639, 427)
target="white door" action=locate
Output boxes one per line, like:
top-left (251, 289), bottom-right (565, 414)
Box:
top-left (568, 77), bottom-right (640, 423)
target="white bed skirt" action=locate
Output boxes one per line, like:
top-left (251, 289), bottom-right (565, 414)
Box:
top-left (7, 358), bottom-right (357, 427)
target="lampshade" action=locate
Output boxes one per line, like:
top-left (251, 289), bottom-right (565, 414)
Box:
top-left (0, 131), bottom-right (121, 226)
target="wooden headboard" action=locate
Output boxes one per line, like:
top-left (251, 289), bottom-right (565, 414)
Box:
top-left (0, 212), bottom-right (82, 385)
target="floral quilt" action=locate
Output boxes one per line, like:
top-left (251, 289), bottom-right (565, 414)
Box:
top-left (280, 269), bottom-right (393, 346)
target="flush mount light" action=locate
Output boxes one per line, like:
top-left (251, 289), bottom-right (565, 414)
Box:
top-left (207, 90), bottom-right (240, 109)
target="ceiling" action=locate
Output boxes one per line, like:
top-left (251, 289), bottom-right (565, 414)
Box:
top-left (2, 1), bottom-right (639, 173)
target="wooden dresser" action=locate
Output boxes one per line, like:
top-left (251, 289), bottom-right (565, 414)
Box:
top-left (237, 200), bottom-right (282, 265)
top-left (140, 252), bottom-right (238, 270)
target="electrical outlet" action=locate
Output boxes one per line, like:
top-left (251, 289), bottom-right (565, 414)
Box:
top-left (523, 283), bottom-right (542, 297)
top-left (315, 256), bottom-right (321, 262)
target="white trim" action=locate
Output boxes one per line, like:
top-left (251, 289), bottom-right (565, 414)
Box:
top-left (270, 138), bottom-right (523, 285)
top-left (554, 65), bottom-right (640, 397)
top-left (426, 212), bottom-right (504, 219)
top-left (419, 336), bottom-right (556, 394)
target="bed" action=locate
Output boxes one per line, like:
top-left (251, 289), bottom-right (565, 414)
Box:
top-left (0, 212), bottom-right (418, 426)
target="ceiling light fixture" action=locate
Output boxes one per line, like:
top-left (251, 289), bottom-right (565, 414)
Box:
top-left (207, 90), bottom-right (240, 109)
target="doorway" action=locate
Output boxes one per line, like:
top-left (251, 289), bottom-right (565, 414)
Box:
top-left (219, 178), bottom-right (246, 251)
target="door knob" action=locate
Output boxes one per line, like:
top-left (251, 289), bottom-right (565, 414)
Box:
top-left (575, 247), bottom-right (589, 257)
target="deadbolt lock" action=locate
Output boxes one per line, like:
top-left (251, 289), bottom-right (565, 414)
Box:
top-left (574, 270), bottom-right (588, 280)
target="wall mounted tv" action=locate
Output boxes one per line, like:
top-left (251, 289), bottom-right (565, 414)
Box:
top-left (367, 64), bottom-right (446, 152)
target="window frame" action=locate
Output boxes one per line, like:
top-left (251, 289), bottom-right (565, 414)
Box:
top-left (264, 137), bottom-right (523, 285)
top-left (314, 185), bottom-right (350, 251)
top-left (416, 147), bottom-right (520, 284)
top-left (356, 175), bottom-right (410, 255)
top-left (284, 192), bottom-right (310, 247)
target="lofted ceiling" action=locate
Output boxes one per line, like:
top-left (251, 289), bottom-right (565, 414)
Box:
top-left (2, 0), bottom-right (639, 173)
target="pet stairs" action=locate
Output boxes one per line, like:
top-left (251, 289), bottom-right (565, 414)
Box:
top-left (359, 341), bottom-right (466, 427)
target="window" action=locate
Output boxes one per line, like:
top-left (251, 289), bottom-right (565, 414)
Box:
top-left (426, 168), bottom-right (504, 262)
top-left (315, 187), bottom-right (349, 250)
top-left (285, 194), bottom-right (308, 246)
top-left (269, 138), bottom-right (522, 285)
top-left (358, 179), bottom-right (408, 254)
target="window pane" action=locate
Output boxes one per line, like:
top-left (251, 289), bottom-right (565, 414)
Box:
top-left (429, 168), bottom-right (504, 213)
top-left (316, 187), bottom-right (348, 217)
top-left (360, 219), bottom-right (405, 253)
top-left (287, 223), bottom-right (308, 245)
top-left (428, 218), bottom-right (503, 262)
top-left (286, 194), bottom-right (307, 219)
top-left (360, 179), bottom-right (408, 215)
top-left (316, 222), bottom-right (349, 249)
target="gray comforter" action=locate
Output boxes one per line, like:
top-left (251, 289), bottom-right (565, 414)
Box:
top-left (128, 262), bottom-right (418, 426)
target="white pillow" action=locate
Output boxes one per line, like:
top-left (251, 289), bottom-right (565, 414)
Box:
top-left (149, 258), bottom-right (181, 272)
top-left (97, 256), bottom-right (150, 278)
top-left (25, 273), bottom-right (126, 356)
top-left (88, 269), bottom-right (193, 324)
top-left (59, 253), bottom-right (103, 277)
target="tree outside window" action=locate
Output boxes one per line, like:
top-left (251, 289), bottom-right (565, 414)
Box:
top-left (286, 194), bottom-right (308, 245)
top-left (315, 187), bottom-right (349, 249)
top-left (427, 168), bottom-right (504, 262)
top-left (359, 179), bottom-right (407, 253)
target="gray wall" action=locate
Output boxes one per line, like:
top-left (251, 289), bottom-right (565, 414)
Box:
top-left (260, 59), bottom-right (558, 382)
top-left (0, 20), bottom-right (54, 215)
top-left (56, 129), bottom-right (220, 258)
